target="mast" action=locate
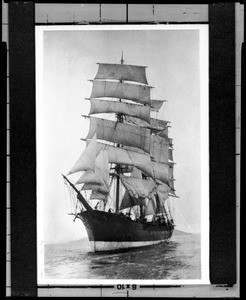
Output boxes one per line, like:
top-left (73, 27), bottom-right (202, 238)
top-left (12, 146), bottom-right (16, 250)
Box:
top-left (115, 52), bottom-right (124, 212)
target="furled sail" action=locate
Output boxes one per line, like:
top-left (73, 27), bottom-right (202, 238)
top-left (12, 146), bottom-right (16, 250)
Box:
top-left (90, 80), bottom-right (151, 105)
top-left (150, 135), bottom-right (169, 163)
top-left (119, 166), bottom-right (133, 173)
top-left (125, 116), bottom-right (169, 132)
top-left (86, 117), bottom-right (151, 153)
top-left (168, 138), bottom-right (173, 148)
top-left (89, 99), bottom-right (150, 123)
top-left (95, 63), bottom-right (148, 85)
top-left (168, 148), bottom-right (173, 161)
top-left (120, 175), bottom-right (156, 199)
top-left (150, 99), bottom-right (165, 112)
top-left (68, 133), bottom-right (97, 175)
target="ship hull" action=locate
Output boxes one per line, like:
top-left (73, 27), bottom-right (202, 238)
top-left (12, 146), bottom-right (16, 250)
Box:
top-left (78, 210), bottom-right (173, 252)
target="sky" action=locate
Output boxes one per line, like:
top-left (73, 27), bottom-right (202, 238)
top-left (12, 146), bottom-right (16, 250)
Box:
top-left (36, 25), bottom-right (208, 244)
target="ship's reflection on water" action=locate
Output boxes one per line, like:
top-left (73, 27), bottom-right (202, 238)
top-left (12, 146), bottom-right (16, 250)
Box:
top-left (44, 233), bottom-right (201, 280)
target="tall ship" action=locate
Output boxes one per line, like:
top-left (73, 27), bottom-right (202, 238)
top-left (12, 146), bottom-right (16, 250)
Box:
top-left (63, 54), bottom-right (177, 252)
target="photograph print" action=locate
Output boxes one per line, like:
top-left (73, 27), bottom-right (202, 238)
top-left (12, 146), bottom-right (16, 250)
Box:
top-left (36, 24), bottom-right (209, 284)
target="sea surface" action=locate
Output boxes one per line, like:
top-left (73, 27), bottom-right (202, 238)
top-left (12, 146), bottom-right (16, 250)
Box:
top-left (44, 232), bottom-right (201, 280)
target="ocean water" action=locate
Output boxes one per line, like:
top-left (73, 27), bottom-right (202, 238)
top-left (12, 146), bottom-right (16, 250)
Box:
top-left (44, 232), bottom-right (201, 280)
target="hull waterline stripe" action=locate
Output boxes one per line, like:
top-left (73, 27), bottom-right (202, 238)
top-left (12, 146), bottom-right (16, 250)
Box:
top-left (90, 240), bottom-right (168, 252)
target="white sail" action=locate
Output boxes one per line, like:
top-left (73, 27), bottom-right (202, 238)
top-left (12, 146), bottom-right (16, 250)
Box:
top-left (95, 63), bottom-right (148, 84)
top-left (90, 80), bottom-right (151, 105)
top-left (89, 99), bottom-right (150, 123)
top-left (151, 118), bottom-right (169, 131)
top-left (121, 145), bottom-right (147, 155)
top-left (86, 117), bottom-right (151, 153)
top-left (156, 183), bottom-right (171, 204)
top-left (145, 197), bottom-right (157, 216)
top-left (94, 148), bottom-right (110, 191)
top-left (150, 99), bottom-right (165, 112)
top-left (93, 142), bottom-right (154, 178)
top-left (120, 175), bottom-right (156, 199)
top-left (152, 162), bottom-right (170, 184)
top-left (135, 161), bottom-right (169, 184)
top-left (131, 167), bottom-right (143, 179)
top-left (76, 170), bottom-right (101, 185)
top-left (150, 135), bottom-right (169, 163)
top-left (76, 148), bottom-right (109, 192)
top-left (68, 133), bottom-right (97, 175)
top-left (158, 127), bottom-right (168, 138)
top-left (125, 116), bottom-right (169, 132)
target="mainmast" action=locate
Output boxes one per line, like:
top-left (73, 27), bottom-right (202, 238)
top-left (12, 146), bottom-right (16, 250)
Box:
top-left (115, 52), bottom-right (124, 212)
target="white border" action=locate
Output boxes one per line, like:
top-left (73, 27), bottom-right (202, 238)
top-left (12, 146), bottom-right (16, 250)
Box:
top-left (36, 24), bottom-right (209, 285)
top-left (199, 25), bottom-right (209, 284)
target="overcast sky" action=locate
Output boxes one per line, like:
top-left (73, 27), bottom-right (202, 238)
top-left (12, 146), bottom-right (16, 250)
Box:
top-left (36, 25), bottom-right (208, 244)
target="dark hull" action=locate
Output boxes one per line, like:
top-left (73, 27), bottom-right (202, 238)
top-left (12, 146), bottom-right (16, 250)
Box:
top-left (78, 210), bottom-right (173, 252)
